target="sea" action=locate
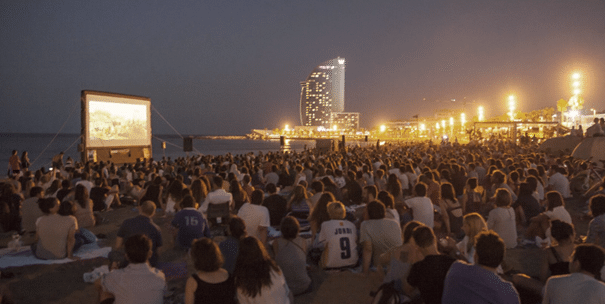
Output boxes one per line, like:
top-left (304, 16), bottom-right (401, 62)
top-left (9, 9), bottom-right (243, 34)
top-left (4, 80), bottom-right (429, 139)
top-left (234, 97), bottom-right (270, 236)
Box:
top-left (0, 133), bottom-right (323, 171)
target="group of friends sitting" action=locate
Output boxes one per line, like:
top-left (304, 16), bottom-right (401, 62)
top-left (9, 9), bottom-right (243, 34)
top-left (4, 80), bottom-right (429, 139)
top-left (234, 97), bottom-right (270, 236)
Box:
top-left (2, 137), bottom-right (605, 303)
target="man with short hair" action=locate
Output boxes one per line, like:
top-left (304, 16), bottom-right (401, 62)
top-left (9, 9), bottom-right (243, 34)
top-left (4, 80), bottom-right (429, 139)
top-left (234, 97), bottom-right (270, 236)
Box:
top-left (360, 200), bottom-right (402, 275)
top-left (547, 166), bottom-right (571, 198)
top-left (542, 244), bottom-right (605, 304)
top-left (262, 183), bottom-right (287, 226)
top-left (199, 175), bottom-right (233, 214)
top-left (442, 230), bottom-right (520, 304)
top-left (97, 234), bottom-right (166, 304)
top-left (406, 226), bottom-right (456, 304)
top-left (405, 182), bottom-right (434, 229)
top-left (115, 201), bottom-right (163, 267)
top-left (237, 189), bottom-right (270, 245)
top-left (171, 196), bottom-right (210, 249)
top-left (585, 117), bottom-right (604, 137)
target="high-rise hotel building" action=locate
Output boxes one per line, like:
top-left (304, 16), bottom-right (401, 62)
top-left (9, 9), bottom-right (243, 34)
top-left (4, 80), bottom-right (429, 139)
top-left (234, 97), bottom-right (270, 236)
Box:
top-left (300, 57), bottom-right (347, 127)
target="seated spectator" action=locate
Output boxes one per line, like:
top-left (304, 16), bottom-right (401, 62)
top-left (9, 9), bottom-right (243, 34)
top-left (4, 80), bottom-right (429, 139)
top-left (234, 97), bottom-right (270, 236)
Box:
top-left (58, 200), bottom-right (96, 247)
top-left (512, 220), bottom-right (575, 299)
top-left (233, 236), bottom-right (293, 303)
top-left (440, 182), bottom-right (463, 237)
top-left (405, 226), bottom-right (456, 304)
top-left (525, 191), bottom-right (572, 247)
top-left (73, 185), bottom-right (96, 229)
top-left (455, 213), bottom-right (487, 263)
top-left (286, 185), bottom-right (312, 230)
top-left (263, 183), bottom-right (288, 227)
top-left (32, 198), bottom-right (79, 260)
top-left (378, 191), bottom-right (400, 224)
top-left (237, 189), bottom-right (270, 245)
top-left (318, 201), bottom-right (358, 269)
top-left (90, 178), bottom-right (120, 212)
top-left (442, 230), bottom-right (520, 304)
top-left (97, 234), bottom-right (166, 304)
top-left (309, 192), bottom-right (336, 242)
top-left (543, 244), bottom-right (605, 304)
top-left (512, 182), bottom-right (541, 226)
top-left (377, 221), bottom-right (424, 299)
top-left (361, 200), bottom-right (403, 275)
top-left (115, 201), bottom-right (163, 267)
top-left (171, 195), bottom-right (210, 249)
top-left (274, 216), bottom-right (311, 295)
top-left (55, 180), bottom-right (72, 202)
top-left (219, 216), bottom-right (247, 274)
top-left (487, 188), bottom-right (517, 249)
top-left (404, 183), bottom-right (434, 229)
top-left (21, 186), bottom-right (44, 234)
top-left (585, 194), bottom-right (605, 249)
top-left (184, 238), bottom-right (236, 304)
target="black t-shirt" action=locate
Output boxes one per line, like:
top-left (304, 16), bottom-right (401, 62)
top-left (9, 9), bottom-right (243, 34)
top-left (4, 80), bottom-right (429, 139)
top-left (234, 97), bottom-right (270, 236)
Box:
top-left (263, 194), bottom-right (287, 226)
top-left (407, 254), bottom-right (456, 304)
top-left (90, 187), bottom-right (109, 211)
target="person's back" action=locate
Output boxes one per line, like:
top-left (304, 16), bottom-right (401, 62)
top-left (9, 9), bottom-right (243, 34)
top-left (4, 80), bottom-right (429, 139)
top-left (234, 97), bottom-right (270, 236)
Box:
top-left (442, 231), bottom-right (519, 304)
top-left (318, 202), bottom-right (358, 269)
top-left (116, 201), bottom-right (163, 266)
top-left (406, 226), bottom-right (456, 304)
top-left (99, 234), bottom-right (166, 304)
top-left (361, 201), bottom-right (403, 274)
top-left (21, 187), bottom-right (44, 233)
top-left (263, 184), bottom-right (287, 226)
top-left (405, 183), bottom-right (434, 228)
top-left (171, 196), bottom-right (210, 249)
top-left (36, 213), bottom-right (77, 259)
top-left (543, 244), bottom-right (605, 304)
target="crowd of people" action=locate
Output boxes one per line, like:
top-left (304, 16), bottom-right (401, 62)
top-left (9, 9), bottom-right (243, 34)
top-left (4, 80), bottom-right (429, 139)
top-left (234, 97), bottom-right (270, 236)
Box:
top-left (2, 136), bottom-right (605, 303)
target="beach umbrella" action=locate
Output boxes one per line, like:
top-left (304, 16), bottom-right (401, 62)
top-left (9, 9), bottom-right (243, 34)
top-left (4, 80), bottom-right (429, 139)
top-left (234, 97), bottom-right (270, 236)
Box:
top-left (572, 136), bottom-right (605, 166)
top-left (539, 136), bottom-right (582, 156)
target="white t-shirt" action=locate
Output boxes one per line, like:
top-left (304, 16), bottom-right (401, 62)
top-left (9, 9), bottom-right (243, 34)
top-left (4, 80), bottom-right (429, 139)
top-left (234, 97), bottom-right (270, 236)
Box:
top-left (548, 173), bottom-right (571, 198)
top-left (545, 206), bottom-right (572, 224)
top-left (487, 207), bottom-right (517, 249)
top-left (237, 203), bottom-right (270, 241)
top-left (318, 220), bottom-right (358, 269)
top-left (199, 189), bottom-right (233, 213)
top-left (236, 269), bottom-right (290, 304)
top-left (404, 196), bottom-right (434, 228)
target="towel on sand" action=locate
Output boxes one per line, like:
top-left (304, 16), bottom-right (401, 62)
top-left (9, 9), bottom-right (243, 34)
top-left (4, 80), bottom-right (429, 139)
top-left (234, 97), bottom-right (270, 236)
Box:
top-left (0, 242), bottom-right (112, 268)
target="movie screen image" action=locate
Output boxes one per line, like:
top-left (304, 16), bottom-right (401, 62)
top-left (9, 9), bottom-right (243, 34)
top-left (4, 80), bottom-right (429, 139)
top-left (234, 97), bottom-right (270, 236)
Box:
top-left (83, 92), bottom-right (151, 148)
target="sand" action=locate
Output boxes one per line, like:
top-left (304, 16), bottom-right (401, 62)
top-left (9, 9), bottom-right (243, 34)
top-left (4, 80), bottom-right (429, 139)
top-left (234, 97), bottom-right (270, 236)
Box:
top-left (0, 196), bottom-right (591, 304)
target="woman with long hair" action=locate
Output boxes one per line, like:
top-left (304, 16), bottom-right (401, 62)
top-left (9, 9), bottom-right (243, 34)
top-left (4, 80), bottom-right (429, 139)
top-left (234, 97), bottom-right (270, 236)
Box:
top-left (308, 192), bottom-right (336, 239)
top-left (190, 179), bottom-right (208, 206)
top-left (455, 213), bottom-right (487, 263)
top-left (185, 238), bottom-right (236, 304)
top-left (385, 174), bottom-right (405, 208)
top-left (487, 189), bottom-right (517, 249)
top-left (440, 182), bottom-right (463, 237)
top-left (165, 179), bottom-right (184, 214)
top-left (287, 185), bottom-right (311, 230)
top-left (233, 236), bottom-right (292, 303)
top-left (73, 185), bottom-right (95, 228)
top-left (230, 180), bottom-right (248, 213)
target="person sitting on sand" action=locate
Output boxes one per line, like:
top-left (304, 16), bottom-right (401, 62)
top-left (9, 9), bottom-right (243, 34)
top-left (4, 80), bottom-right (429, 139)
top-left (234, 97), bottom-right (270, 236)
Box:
top-left (115, 201), bottom-right (162, 267)
top-left (185, 237), bottom-right (236, 304)
top-left (273, 216), bottom-right (311, 296)
top-left (542, 244), bottom-right (605, 304)
top-left (585, 194), bottom-right (605, 250)
top-left (405, 226), bottom-right (456, 304)
top-left (171, 195), bottom-right (210, 249)
top-left (32, 197), bottom-right (79, 260)
top-left (361, 200), bottom-right (403, 275)
top-left (97, 234), bottom-right (166, 304)
top-left (442, 230), bottom-right (520, 304)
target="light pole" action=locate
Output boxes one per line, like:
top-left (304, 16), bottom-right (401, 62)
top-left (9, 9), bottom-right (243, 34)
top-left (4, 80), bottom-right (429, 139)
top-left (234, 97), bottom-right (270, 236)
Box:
top-left (478, 106), bottom-right (484, 122)
top-left (570, 72), bottom-right (582, 127)
top-left (508, 95), bottom-right (516, 121)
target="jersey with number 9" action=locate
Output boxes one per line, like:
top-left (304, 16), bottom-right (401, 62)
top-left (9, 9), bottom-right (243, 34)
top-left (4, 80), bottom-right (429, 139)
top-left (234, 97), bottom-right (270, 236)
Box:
top-left (318, 219), bottom-right (358, 269)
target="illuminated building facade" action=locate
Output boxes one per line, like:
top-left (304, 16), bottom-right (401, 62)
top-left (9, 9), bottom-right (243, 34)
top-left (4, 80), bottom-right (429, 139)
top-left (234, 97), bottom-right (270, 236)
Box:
top-left (330, 112), bottom-right (359, 130)
top-left (300, 57), bottom-right (346, 127)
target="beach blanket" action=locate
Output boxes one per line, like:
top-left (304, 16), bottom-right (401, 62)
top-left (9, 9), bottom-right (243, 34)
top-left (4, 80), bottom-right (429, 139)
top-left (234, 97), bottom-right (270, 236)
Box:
top-left (0, 242), bottom-right (112, 268)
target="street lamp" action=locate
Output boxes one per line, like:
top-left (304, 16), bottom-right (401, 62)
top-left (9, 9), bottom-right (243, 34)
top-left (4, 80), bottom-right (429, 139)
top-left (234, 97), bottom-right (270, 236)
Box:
top-left (478, 106), bottom-right (484, 122)
top-left (508, 95), bottom-right (516, 121)
top-left (461, 113), bottom-right (466, 127)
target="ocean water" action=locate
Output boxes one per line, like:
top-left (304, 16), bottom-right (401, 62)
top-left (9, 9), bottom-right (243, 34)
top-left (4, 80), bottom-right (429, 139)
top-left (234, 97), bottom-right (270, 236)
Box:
top-left (0, 133), bottom-right (319, 170)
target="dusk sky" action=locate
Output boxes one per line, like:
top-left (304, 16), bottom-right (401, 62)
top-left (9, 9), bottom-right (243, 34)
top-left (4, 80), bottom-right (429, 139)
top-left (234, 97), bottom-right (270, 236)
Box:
top-left (1, 1), bottom-right (604, 135)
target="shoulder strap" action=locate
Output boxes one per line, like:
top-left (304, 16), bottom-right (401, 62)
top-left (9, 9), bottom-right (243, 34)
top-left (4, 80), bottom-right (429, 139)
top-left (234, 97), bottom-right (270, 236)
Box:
top-left (550, 247), bottom-right (563, 263)
top-left (287, 239), bottom-right (306, 255)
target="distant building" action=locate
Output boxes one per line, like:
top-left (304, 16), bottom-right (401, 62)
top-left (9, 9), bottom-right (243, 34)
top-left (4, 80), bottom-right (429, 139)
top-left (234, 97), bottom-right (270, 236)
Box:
top-left (300, 57), bottom-right (346, 127)
top-left (330, 112), bottom-right (359, 130)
